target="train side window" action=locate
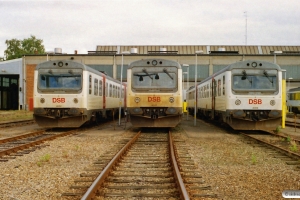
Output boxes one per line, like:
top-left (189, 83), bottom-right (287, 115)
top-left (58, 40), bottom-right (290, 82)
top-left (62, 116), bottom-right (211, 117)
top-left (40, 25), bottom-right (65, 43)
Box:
top-left (218, 79), bottom-right (221, 96)
top-left (223, 76), bottom-right (225, 95)
top-left (105, 83), bottom-right (108, 97)
top-left (89, 75), bottom-right (92, 95)
top-left (109, 84), bottom-right (112, 97)
top-left (94, 79), bottom-right (98, 96)
top-left (122, 88), bottom-right (124, 98)
top-left (99, 80), bottom-right (102, 96)
top-left (210, 83), bottom-right (212, 97)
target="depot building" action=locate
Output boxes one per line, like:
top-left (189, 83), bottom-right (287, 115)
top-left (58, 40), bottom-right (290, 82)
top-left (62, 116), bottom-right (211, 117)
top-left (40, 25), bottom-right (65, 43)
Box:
top-left (0, 45), bottom-right (299, 111)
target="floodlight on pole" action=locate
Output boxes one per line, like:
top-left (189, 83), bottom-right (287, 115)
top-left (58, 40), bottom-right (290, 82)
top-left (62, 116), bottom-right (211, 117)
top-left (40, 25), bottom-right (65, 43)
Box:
top-left (119, 51), bottom-right (130, 126)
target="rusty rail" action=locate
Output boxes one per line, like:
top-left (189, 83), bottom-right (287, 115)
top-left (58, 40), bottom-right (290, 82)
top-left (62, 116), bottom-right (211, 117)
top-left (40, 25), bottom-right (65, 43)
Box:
top-left (81, 131), bottom-right (141, 200)
top-left (169, 131), bottom-right (190, 200)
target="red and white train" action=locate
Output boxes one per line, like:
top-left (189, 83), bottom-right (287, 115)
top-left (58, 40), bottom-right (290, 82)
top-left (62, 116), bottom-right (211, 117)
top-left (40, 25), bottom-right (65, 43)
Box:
top-left (187, 60), bottom-right (283, 130)
top-left (33, 60), bottom-right (126, 128)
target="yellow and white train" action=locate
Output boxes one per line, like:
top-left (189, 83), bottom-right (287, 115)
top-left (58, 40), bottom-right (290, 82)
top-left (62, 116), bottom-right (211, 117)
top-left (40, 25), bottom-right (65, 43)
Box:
top-left (126, 59), bottom-right (182, 127)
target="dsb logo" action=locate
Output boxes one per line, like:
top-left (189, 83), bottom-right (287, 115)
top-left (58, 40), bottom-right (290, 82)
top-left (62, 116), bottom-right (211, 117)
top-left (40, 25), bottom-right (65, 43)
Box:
top-left (249, 99), bottom-right (262, 104)
top-left (148, 96), bottom-right (161, 102)
top-left (52, 98), bottom-right (65, 103)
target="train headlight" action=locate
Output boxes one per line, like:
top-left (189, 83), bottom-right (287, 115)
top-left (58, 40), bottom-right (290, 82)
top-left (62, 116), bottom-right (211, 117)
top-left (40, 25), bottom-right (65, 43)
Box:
top-left (58, 61), bottom-right (63, 67)
top-left (270, 100), bottom-right (275, 106)
top-left (235, 99), bottom-right (241, 105)
top-left (73, 98), bottom-right (78, 103)
top-left (251, 62), bottom-right (257, 68)
top-left (169, 97), bottom-right (175, 103)
top-left (68, 108), bottom-right (79, 115)
top-left (232, 110), bottom-right (246, 118)
top-left (129, 107), bottom-right (143, 115)
top-left (134, 97), bottom-right (140, 103)
top-left (40, 98), bottom-right (45, 103)
top-left (152, 60), bottom-right (158, 66)
top-left (166, 107), bottom-right (178, 114)
top-left (269, 110), bottom-right (281, 118)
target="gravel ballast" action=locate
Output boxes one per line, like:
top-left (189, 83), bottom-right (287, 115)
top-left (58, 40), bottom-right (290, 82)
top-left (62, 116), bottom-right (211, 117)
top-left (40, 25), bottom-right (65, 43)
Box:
top-left (0, 118), bottom-right (299, 200)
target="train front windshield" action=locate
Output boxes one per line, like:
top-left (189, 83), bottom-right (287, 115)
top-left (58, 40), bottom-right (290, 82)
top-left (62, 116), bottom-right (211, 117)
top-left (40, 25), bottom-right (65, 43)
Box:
top-left (131, 66), bottom-right (177, 92)
top-left (232, 69), bottom-right (278, 93)
top-left (38, 68), bottom-right (82, 92)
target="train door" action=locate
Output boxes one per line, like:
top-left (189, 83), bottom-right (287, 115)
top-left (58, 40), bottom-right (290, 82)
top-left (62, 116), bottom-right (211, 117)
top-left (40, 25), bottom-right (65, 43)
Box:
top-left (211, 78), bottom-right (216, 119)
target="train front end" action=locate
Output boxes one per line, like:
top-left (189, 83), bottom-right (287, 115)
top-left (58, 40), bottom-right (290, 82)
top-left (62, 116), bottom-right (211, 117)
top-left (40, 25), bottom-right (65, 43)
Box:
top-left (33, 61), bottom-right (87, 128)
top-left (226, 61), bottom-right (282, 130)
top-left (127, 59), bottom-right (182, 127)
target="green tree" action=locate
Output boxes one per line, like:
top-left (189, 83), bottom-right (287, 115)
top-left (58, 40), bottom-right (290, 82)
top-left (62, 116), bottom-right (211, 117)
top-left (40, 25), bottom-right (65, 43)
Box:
top-left (4, 35), bottom-right (45, 60)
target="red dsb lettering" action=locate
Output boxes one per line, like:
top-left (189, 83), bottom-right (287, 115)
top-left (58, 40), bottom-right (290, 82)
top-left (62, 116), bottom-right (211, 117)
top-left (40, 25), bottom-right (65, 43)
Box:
top-left (148, 97), bottom-right (161, 102)
top-left (249, 99), bottom-right (262, 104)
top-left (52, 98), bottom-right (65, 103)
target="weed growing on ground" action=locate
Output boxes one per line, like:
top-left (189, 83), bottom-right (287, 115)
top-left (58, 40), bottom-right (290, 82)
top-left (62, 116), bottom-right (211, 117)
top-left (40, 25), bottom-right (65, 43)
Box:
top-left (37, 154), bottom-right (51, 167)
top-left (251, 154), bottom-right (257, 165)
top-left (286, 136), bottom-right (291, 142)
top-left (289, 141), bottom-right (298, 152)
top-left (273, 126), bottom-right (281, 134)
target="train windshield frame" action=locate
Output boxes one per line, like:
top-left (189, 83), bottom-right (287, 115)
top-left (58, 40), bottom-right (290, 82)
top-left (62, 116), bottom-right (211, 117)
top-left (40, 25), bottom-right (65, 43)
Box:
top-left (37, 68), bottom-right (82, 93)
top-left (131, 66), bottom-right (178, 92)
top-left (232, 69), bottom-right (278, 94)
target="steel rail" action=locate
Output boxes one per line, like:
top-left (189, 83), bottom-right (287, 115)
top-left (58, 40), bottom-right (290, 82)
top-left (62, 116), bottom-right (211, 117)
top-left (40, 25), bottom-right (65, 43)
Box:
top-left (0, 129), bottom-right (78, 157)
top-left (0, 130), bottom-right (46, 144)
top-left (240, 132), bottom-right (300, 160)
top-left (169, 131), bottom-right (190, 200)
top-left (81, 131), bottom-right (141, 200)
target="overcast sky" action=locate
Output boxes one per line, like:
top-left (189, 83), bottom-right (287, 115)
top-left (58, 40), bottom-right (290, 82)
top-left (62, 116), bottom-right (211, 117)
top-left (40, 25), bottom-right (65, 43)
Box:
top-left (0, 0), bottom-right (299, 58)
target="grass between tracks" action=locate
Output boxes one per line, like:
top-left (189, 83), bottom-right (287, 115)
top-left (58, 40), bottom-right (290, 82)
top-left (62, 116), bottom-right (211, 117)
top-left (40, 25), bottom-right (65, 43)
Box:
top-left (0, 110), bottom-right (33, 122)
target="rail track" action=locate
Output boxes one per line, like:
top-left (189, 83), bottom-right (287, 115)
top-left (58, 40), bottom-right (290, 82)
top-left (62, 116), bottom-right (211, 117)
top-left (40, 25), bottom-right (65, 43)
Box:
top-left (63, 130), bottom-right (217, 199)
top-left (0, 119), bottom-right (35, 128)
top-left (0, 128), bottom-right (79, 161)
top-left (240, 132), bottom-right (300, 171)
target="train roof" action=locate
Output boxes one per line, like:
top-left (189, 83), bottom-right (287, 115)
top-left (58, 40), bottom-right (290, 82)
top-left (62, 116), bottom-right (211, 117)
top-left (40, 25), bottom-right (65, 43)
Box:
top-left (202, 60), bottom-right (281, 82)
top-left (35, 60), bottom-right (120, 83)
top-left (128, 58), bottom-right (182, 69)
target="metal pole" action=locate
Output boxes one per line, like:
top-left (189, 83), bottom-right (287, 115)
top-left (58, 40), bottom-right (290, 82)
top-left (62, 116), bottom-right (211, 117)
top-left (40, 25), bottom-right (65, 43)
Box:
top-left (118, 53), bottom-right (124, 126)
top-left (187, 66), bottom-right (189, 120)
top-left (194, 54), bottom-right (197, 126)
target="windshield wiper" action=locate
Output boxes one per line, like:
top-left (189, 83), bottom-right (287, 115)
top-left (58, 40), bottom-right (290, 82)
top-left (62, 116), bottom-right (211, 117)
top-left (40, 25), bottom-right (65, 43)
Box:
top-left (263, 70), bottom-right (273, 83)
top-left (142, 69), bottom-right (153, 80)
top-left (241, 70), bottom-right (252, 84)
top-left (163, 68), bottom-right (173, 80)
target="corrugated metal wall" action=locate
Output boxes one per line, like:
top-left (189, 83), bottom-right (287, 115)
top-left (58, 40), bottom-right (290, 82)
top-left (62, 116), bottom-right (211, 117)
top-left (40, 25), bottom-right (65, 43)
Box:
top-left (96, 45), bottom-right (300, 55)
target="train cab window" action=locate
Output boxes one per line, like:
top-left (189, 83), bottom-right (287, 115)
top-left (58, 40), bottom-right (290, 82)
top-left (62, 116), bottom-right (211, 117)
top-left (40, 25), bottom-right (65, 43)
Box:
top-left (89, 75), bottom-right (92, 95)
top-left (223, 76), bottom-right (225, 95)
top-left (94, 79), bottom-right (98, 96)
top-left (38, 68), bottom-right (82, 93)
top-left (232, 69), bottom-right (277, 93)
top-left (99, 80), bottom-right (102, 96)
top-left (131, 66), bottom-right (177, 92)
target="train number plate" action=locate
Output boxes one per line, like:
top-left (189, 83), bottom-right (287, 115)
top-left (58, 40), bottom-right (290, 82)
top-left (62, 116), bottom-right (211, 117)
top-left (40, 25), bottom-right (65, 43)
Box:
top-left (52, 98), bottom-right (65, 103)
top-left (148, 97), bottom-right (161, 102)
top-left (249, 99), bottom-right (262, 104)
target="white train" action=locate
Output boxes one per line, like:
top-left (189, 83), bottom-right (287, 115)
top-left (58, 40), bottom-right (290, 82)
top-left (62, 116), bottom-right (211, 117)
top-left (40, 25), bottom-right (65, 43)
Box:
top-left (187, 60), bottom-right (283, 130)
top-left (126, 59), bottom-right (183, 127)
top-left (33, 60), bottom-right (126, 128)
